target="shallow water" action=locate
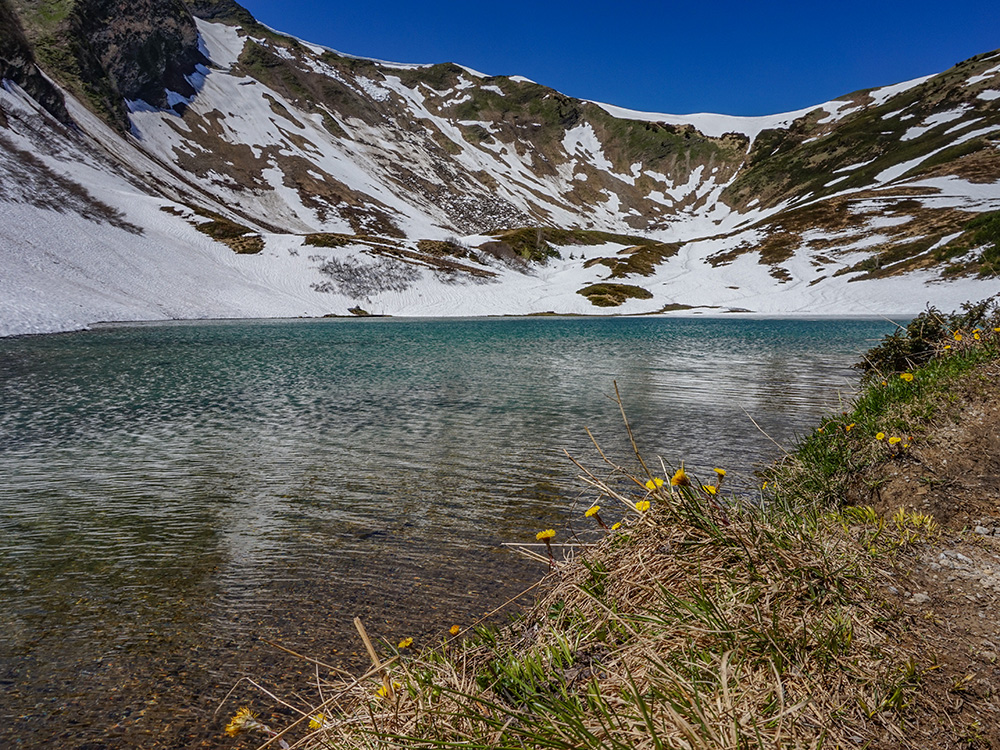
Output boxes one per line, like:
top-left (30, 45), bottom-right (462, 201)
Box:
top-left (0, 316), bottom-right (897, 747)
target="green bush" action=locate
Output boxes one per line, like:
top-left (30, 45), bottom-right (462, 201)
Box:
top-left (857, 295), bottom-right (1000, 378)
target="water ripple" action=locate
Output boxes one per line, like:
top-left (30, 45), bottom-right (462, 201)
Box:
top-left (0, 316), bottom-right (896, 748)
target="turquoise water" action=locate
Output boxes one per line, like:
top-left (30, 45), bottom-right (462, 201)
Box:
top-left (0, 316), bottom-right (897, 747)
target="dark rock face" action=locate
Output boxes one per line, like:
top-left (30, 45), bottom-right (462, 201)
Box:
top-left (5, 0), bottom-right (214, 130)
top-left (186, 0), bottom-right (258, 26)
top-left (70, 0), bottom-right (209, 110)
top-left (0, 0), bottom-right (72, 124)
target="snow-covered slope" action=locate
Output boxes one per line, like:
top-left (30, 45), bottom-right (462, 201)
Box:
top-left (1, 1), bottom-right (999, 336)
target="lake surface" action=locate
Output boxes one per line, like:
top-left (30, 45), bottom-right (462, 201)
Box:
top-left (0, 316), bottom-right (897, 748)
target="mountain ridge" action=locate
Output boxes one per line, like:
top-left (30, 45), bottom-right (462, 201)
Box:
top-left (0, 0), bottom-right (998, 335)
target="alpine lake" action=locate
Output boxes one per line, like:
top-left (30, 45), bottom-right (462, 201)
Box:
top-left (0, 315), bottom-right (899, 748)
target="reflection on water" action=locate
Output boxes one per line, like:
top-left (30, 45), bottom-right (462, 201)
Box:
top-left (0, 316), bottom-right (897, 747)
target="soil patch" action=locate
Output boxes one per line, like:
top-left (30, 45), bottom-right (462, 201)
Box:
top-left (859, 361), bottom-right (1000, 747)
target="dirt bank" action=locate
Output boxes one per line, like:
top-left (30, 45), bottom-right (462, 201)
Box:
top-left (861, 360), bottom-right (1000, 748)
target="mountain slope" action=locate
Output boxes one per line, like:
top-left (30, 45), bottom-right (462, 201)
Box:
top-left (0, 0), bottom-right (998, 335)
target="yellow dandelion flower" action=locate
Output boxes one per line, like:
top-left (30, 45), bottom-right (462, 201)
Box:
top-left (670, 467), bottom-right (690, 486)
top-left (945, 345), bottom-right (952, 350)
top-left (817, 427), bottom-right (824, 433)
top-left (309, 713), bottom-right (326, 730)
top-left (900, 373), bottom-right (914, 382)
top-left (762, 481), bottom-right (768, 490)
top-left (955, 333), bottom-right (963, 342)
top-left (635, 500), bottom-right (650, 512)
top-left (994, 327), bottom-right (1000, 332)
top-left (974, 332), bottom-right (981, 340)
top-left (225, 707), bottom-right (258, 737)
top-left (449, 625), bottom-right (460, 636)
top-left (535, 529), bottom-right (555, 540)
top-left (376, 681), bottom-right (402, 698)
top-left (702, 485), bottom-right (717, 495)
top-left (888, 436), bottom-right (902, 445)
top-left (585, 505), bottom-right (600, 517)
top-left (845, 423), bottom-right (855, 432)
top-left (644, 477), bottom-right (665, 490)
top-left (611, 522), bottom-right (621, 530)
top-left (714, 468), bottom-right (726, 477)
top-left (398, 637), bottom-right (413, 649)
top-left (876, 432), bottom-right (885, 441)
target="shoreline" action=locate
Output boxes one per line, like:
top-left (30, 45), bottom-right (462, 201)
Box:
top-left (0, 309), bottom-right (914, 341)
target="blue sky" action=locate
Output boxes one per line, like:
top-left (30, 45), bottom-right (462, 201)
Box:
top-left (238, 1), bottom-right (1000, 116)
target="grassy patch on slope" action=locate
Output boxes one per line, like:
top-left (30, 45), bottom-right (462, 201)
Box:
top-left (576, 283), bottom-right (653, 307)
top-left (765, 296), bottom-right (1000, 508)
top-left (487, 227), bottom-right (660, 265)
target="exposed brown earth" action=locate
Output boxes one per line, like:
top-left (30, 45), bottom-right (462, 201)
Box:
top-left (856, 361), bottom-right (1000, 748)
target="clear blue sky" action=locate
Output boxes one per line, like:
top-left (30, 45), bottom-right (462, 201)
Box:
top-left (238, 0), bottom-right (1000, 116)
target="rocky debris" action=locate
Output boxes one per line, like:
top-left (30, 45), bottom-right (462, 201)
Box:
top-left (927, 540), bottom-right (1000, 592)
top-left (973, 518), bottom-right (1000, 536)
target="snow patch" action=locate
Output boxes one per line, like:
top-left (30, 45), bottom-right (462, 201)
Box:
top-left (357, 76), bottom-right (390, 101)
top-left (562, 123), bottom-right (613, 171)
top-left (833, 158), bottom-right (877, 173)
top-left (196, 20), bottom-right (248, 68)
top-left (866, 75), bottom-right (935, 107)
top-left (901, 106), bottom-right (970, 141)
top-left (966, 64), bottom-right (1000, 86)
top-left (591, 100), bottom-right (817, 143)
top-left (816, 100), bottom-right (861, 124)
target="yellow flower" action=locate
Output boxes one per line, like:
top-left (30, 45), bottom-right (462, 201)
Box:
top-left (225, 707), bottom-right (258, 737)
top-left (974, 332), bottom-right (981, 340)
top-left (449, 624), bottom-right (460, 636)
top-left (955, 333), bottom-right (963, 342)
top-left (611, 522), bottom-right (621, 530)
top-left (585, 505), bottom-right (600, 517)
top-left (398, 637), bottom-right (413, 649)
top-left (376, 681), bottom-right (402, 698)
top-left (888, 436), bottom-right (902, 445)
top-left (309, 713), bottom-right (326, 730)
top-left (714, 468), bottom-right (726, 477)
top-left (535, 529), bottom-right (555, 540)
top-left (634, 500), bottom-right (650, 512)
top-left (945, 345), bottom-right (952, 350)
top-left (845, 423), bottom-right (855, 432)
top-left (900, 373), bottom-right (914, 382)
top-left (702, 485), bottom-right (717, 495)
top-left (670, 467), bottom-right (690, 486)
top-left (876, 432), bottom-right (885, 441)
top-left (644, 477), bottom-right (665, 490)
top-left (817, 427), bottom-right (824, 433)
top-left (994, 327), bottom-right (1000, 333)
top-left (762, 481), bottom-right (768, 490)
